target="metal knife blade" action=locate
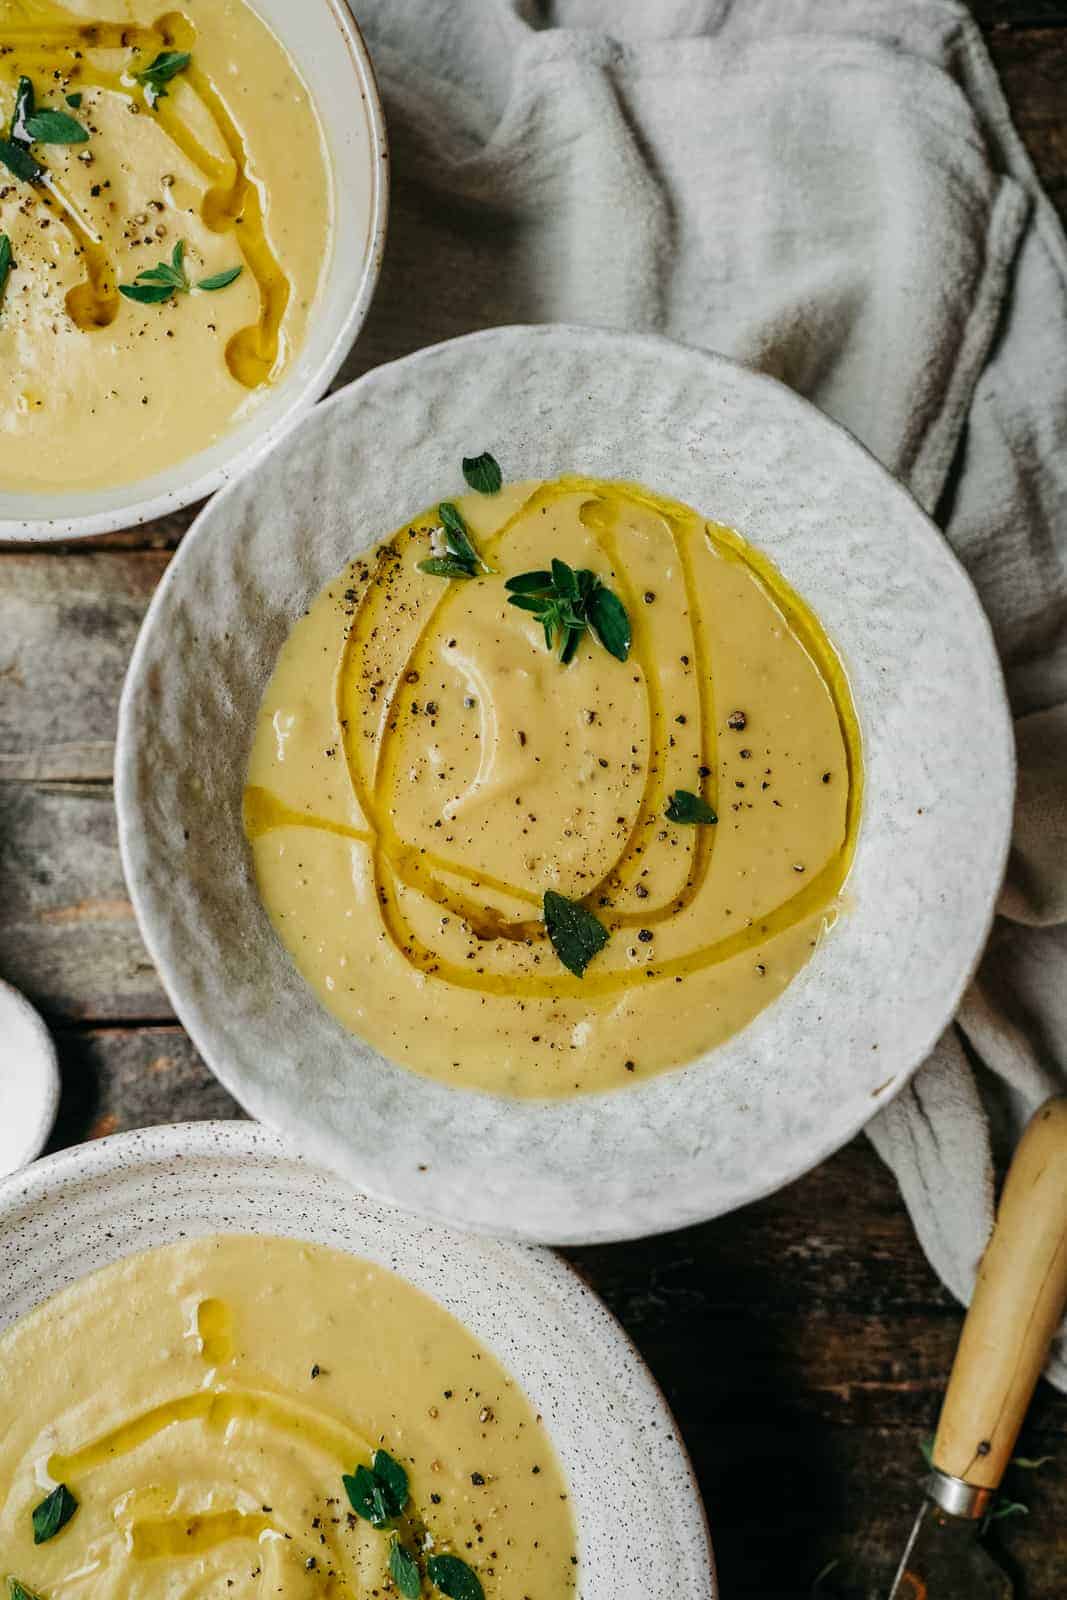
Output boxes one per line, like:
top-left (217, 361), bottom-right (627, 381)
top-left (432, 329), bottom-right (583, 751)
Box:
top-left (886, 1499), bottom-right (1013, 1600)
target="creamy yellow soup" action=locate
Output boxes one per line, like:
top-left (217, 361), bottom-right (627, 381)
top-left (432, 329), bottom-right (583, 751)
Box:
top-left (245, 476), bottom-right (862, 1098)
top-left (0, 0), bottom-right (332, 491)
top-left (0, 1234), bottom-right (576, 1599)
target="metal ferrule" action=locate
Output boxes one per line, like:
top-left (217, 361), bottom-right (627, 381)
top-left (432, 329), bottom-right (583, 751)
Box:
top-left (925, 1466), bottom-right (995, 1520)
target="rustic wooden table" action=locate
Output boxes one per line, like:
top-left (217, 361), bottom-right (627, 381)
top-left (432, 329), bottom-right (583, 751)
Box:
top-left (1, 6), bottom-right (1065, 1596)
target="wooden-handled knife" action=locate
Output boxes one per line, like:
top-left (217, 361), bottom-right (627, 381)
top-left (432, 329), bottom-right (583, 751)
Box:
top-left (886, 1096), bottom-right (1067, 1599)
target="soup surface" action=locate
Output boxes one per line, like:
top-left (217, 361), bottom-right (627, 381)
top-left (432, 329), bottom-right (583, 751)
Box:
top-left (246, 475), bottom-right (862, 1097)
top-left (0, 0), bottom-right (332, 491)
top-left (0, 1233), bottom-right (576, 1597)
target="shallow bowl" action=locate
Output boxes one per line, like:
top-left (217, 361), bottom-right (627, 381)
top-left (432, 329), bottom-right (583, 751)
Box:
top-left (0, 1121), bottom-right (715, 1598)
top-left (115, 325), bottom-right (1015, 1243)
top-left (0, 0), bottom-right (388, 543)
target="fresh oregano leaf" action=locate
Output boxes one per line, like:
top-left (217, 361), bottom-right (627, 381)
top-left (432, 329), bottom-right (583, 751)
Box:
top-left (119, 281), bottom-right (178, 304)
top-left (32, 1483), bottom-right (78, 1544)
top-left (417, 556), bottom-right (476, 580)
top-left (0, 138), bottom-right (44, 184)
top-left (504, 570), bottom-right (553, 595)
top-left (134, 49), bottom-right (192, 108)
top-left (427, 1553), bottom-right (485, 1600)
top-left (438, 502), bottom-right (487, 572)
top-left (12, 77), bottom-right (35, 147)
top-left (505, 561), bottom-right (629, 666)
top-left (65, 92), bottom-right (83, 108)
top-left (586, 582), bottom-right (630, 661)
top-left (461, 451), bottom-right (502, 494)
top-left (543, 890), bottom-right (609, 978)
top-left (342, 1464), bottom-right (390, 1527)
top-left (0, 233), bottom-right (12, 309)
top-left (372, 1449), bottom-right (409, 1518)
top-left (390, 1538), bottom-right (422, 1599)
top-left (666, 790), bottom-right (717, 825)
top-left (119, 240), bottom-right (192, 304)
top-left (24, 109), bottom-right (88, 145)
top-left (8, 1580), bottom-right (44, 1600)
top-left (197, 264), bottom-right (243, 291)
top-left (550, 557), bottom-right (579, 600)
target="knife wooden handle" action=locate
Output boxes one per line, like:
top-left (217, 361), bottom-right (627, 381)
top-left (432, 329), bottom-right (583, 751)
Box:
top-left (932, 1095), bottom-right (1067, 1491)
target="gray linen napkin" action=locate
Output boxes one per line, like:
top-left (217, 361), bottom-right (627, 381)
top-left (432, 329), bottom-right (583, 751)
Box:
top-left (343, 0), bottom-right (1067, 1384)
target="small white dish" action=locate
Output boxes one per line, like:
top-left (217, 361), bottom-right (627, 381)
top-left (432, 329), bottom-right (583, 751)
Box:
top-left (0, 979), bottom-right (60, 1177)
top-left (115, 325), bottom-right (1015, 1244)
top-left (0, 1121), bottom-right (715, 1598)
top-left (0, 0), bottom-right (388, 543)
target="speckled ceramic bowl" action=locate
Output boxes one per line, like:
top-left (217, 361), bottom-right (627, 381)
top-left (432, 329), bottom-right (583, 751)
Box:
top-left (0, 1121), bottom-right (715, 1598)
top-left (115, 325), bottom-right (1015, 1243)
top-left (0, 0), bottom-right (388, 543)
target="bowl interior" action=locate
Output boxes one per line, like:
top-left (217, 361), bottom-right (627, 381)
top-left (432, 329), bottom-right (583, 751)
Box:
top-left (0, 1123), bottom-right (715, 1599)
top-left (115, 326), bottom-right (1014, 1245)
top-left (0, 0), bottom-right (386, 540)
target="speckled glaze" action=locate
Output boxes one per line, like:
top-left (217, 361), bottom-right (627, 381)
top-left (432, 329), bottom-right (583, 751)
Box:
top-left (115, 326), bottom-right (1015, 1244)
top-left (0, 0), bottom-right (389, 542)
top-left (0, 1122), bottom-right (714, 1598)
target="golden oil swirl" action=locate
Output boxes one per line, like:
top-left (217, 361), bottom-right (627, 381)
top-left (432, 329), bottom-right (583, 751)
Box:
top-left (246, 478), bottom-right (863, 1004)
top-left (28, 1295), bottom-right (407, 1595)
top-left (0, 5), bottom-right (289, 386)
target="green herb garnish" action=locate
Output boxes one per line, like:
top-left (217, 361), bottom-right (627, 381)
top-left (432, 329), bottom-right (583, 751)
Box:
top-left (417, 556), bottom-right (476, 580)
top-left (543, 890), bottom-right (609, 978)
top-left (120, 239), bottom-right (189, 303)
top-left (665, 790), bottom-right (717, 825)
top-left (0, 234), bottom-right (12, 311)
top-left (427, 1553), bottom-right (485, 1600)
top-left (8, 1580), bottom-right (43, 1600)
top-left (505, 559), bottom-right (630, 664)
top-left (32, 1483), bottom-right (77, 1545)
top-left (343, 1464), bottom-right (390, 1527)
top-left (418, 501), bottom-right (490, 580)
top-left (342, 1448), bottom-right (408, 1528)
top-left (390, 1538), bottom-right (422, 1599)
top-left (10, 77), bottom-right (87, 146)
top-left (133, 49), bottom-right (192, 108)
top-left (11, 77), bottom-right (34, 147)
top-left (197, 264), bottom-right (243, 292)
top-left (23, 108), bottom-right (88, 145)
top-left (0, 138), bottom-right (43, 184)
top-left (65, 92), bottom-right (83, 109)
top-left (120, 241), bottom-right (242, 304)
top-left (371, 1449), bottom-right (409, 1517)
top-left (461, 451), bottom-right (502, 495)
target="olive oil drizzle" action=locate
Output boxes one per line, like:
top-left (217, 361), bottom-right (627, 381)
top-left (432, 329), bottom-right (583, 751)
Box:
top-left (0, 6), bottom-right (289, 385)
top-left (35, 1290), bottom-right (477, 1594)
top-left (250, 478), bottom-right (862, 1000)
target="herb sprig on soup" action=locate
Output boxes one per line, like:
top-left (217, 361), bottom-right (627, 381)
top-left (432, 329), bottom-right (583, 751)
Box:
top-left (245, 461), bottom-right (862, 1097)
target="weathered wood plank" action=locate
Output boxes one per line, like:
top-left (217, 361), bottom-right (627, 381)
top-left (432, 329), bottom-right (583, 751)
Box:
top-left (0, 552), bottom-right (168, 771)
top-left (0, 783), bottom-right (170, 1020)
top-left (48, 1024), bottom-right (242, 1149)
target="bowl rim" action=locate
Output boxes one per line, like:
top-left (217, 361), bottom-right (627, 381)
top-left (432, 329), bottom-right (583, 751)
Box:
top-left (0, 1119), bottom-right (717, 1597)
top-left (114, 323), bottom-right (1016, 1245)
top-left (0, 0), bottom-right (389, 544)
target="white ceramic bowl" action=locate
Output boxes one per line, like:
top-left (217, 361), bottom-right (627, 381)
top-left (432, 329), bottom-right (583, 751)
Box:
top-left (0, 979), bottom-right (59, 1177)
top-left (0, 1121), bottom-right (715, 1598)
top-left (116, 326), bottom-right (1015, 1244)
top-left (0, 0), bottom-right (388, 543)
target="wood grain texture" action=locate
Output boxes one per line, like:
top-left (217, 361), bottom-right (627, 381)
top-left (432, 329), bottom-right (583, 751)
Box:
top-left (1, 6), bottom-right (1065, 1596)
